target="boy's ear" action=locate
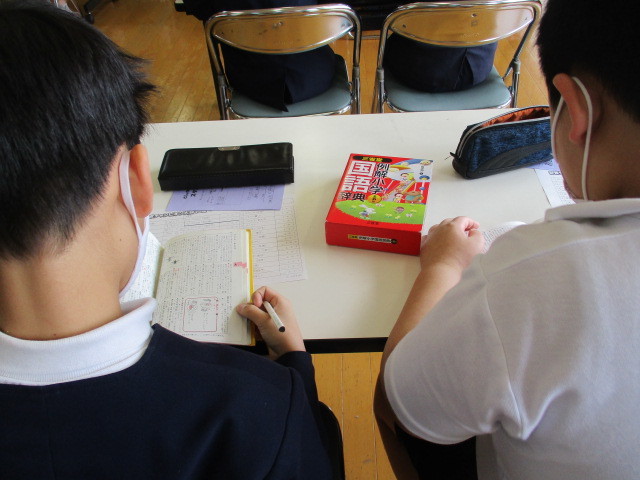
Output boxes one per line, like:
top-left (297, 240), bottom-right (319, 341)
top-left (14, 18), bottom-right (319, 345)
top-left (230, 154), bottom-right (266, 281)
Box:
top-left (552, 73), bottom-right (602, 145)
top-left (128, 144), bottom-right (153, 218)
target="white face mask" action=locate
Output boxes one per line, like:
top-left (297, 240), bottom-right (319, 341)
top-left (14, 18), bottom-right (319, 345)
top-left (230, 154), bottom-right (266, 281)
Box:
top-left (551, 76), bottom-right (594, 202)
top-left (117, 149), bottom-right (150, 299)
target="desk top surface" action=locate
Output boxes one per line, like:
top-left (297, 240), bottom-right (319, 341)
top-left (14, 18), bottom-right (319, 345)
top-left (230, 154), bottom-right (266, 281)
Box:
top-left (144, 111), bottom-right (550, 348)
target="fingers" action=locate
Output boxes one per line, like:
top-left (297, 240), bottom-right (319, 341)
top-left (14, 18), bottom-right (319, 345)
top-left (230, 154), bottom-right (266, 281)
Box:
top-left (467, 227), bottom-right (485, 240)
top-left (457, 216), bottom-right (481, 232)
top-left (249, 286), bottom-right (284, 309)
top-left (236, 286), bottom-right (305, 359)
top-left (237, 302), bottom-right (271, 329)
top-left (249, 286), bottom-right (267, 307)
top-left (420, 216), bottom-right (485, 272)
top-left (429, 216), bottom-right (480, 234)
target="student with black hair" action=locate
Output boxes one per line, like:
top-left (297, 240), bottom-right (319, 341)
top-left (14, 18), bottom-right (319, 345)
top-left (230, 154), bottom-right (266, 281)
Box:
top-left (376, 0), bottom-right (640, 478)
top-left (0, 2), bottom-right (336, 478)
top-left (181, 0), bottom-right (338, 112)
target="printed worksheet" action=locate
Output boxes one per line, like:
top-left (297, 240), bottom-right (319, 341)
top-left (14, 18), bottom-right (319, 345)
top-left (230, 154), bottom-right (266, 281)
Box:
top-left (166, 185), bottom-right (285, 212)
top-left (535, 168), bottom-right (575, 207)
top-left (482, 221), bottom-right (526, 253)
top-left (527, 157), bottom-right (558, 171)
top-left (149, 197), bottom-right (306, 284)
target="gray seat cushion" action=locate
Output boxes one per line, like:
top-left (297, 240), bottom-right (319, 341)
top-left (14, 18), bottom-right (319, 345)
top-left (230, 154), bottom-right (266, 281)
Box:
top-left (385, 66), bottom-right (512, 112)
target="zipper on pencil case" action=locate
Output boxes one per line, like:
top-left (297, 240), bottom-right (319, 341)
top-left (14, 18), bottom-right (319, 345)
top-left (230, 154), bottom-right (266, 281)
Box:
top-left (453, 105), bottom-right (549, 159)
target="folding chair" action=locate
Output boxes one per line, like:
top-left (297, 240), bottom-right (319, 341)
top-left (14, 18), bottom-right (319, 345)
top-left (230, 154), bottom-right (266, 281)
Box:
top-left (372, 0), bottom-right (542, 113)
top-left (205, 4), bottom-right (361, 119)
top-left (49, 0), bottom-right (81, 16)
top-left (50, 0), bottom-right (112, 24)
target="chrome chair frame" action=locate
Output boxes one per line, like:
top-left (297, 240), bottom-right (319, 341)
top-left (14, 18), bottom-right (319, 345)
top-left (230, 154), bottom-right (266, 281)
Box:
top-left (205, 4), bottom-right (361, 119)
top-left (372, 0), bottom-right (542, 113)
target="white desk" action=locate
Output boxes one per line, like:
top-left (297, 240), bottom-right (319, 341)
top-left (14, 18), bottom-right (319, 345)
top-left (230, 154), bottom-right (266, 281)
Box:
top-left (145, 111), bottom-right (550, 350)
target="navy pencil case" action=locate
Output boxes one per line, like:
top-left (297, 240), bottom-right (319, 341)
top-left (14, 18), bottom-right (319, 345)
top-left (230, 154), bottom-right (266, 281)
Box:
top-left (452, 106), bottom-right (552, 179)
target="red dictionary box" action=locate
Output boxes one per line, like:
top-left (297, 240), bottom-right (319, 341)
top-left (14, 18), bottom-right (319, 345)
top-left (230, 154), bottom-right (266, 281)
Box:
top-left (325, 153), bottom-right (434, 255)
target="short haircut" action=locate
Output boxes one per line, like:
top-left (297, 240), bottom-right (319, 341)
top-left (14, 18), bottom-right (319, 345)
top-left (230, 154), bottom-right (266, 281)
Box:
top-left (537, 0), bottom-right (640, 122)
top-left (0, 0), bottom-right (155, 259)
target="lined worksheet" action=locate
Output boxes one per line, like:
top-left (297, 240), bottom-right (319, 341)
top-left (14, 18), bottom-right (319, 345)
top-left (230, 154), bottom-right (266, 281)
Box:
top-left (482, 221), bottom-right (526, 253)
top-left (149, 197), bottom-right (306, 284)
top-left (166, 184), bottom-right (285, 211)
top-left (535, 168), bottom-right (574, 207)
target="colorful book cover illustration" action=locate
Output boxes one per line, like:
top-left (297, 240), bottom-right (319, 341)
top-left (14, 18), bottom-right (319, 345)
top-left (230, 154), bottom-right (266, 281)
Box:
top-left (325, 154), bottom-right (434, 255)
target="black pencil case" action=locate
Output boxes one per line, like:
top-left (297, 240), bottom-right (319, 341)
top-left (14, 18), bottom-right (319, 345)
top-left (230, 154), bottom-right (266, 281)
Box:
top-left (158, 142), bottom-right (294, 191)
top-left (452, 106), bottom-right (552, 179)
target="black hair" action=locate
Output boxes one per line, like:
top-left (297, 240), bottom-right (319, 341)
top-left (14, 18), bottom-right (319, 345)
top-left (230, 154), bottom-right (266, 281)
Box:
top-left (537, 0), bottom-right (640, 122)
top-left (0, 0), bottom-right (155, 259)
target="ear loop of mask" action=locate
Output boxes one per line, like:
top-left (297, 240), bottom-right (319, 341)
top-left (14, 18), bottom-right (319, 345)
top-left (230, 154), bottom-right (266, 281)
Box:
top-left (551, 76), bottom-right (593, 201)
top-left (118, 149), bottom-right (150, 299)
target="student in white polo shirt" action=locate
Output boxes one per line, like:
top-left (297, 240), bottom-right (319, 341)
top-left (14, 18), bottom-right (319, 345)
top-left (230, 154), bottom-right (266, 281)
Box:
top-left (375, 0), bottom-right (640, 478)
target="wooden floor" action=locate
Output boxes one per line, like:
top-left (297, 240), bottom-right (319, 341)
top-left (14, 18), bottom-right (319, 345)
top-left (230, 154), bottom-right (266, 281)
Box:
top-left (93, 1), bottom-right (548, 478)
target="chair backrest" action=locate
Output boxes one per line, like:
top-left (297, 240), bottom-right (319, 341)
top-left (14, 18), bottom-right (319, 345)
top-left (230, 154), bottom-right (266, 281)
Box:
top-left (385, 0), bottom-right (540, 47)
top-left (205, 4), bottom-right (361, 119)
top-left (372, 0), bottom-right (541, 112)
top-left (376, 0), bottom-right (541, 74)
top-left (208, 4), bottom-right (359, 55)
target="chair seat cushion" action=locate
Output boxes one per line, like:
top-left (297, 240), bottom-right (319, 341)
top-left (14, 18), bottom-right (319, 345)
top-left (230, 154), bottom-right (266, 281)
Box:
top-left (223, 45), bottom-right (337, 111)
top-left (230, 55), bottom-right (352, 118)
top-left (383, 34), bottom-right (497, 92)
top-left (385, 66), bottom-right (512, 112)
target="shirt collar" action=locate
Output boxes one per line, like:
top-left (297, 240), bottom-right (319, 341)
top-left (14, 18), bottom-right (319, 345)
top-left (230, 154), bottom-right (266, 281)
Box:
top-left (0, 298), bottom-right (156, 385)
top-left (545, 198), bottom-right (640, 223)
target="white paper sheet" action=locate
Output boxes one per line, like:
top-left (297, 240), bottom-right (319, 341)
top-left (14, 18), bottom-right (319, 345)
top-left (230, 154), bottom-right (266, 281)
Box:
top-left (149, 197), bottom-right (306, 284)
top-left (535, 168), bottom-right (575, 208)
top-left (482, 221), bottom-right (526, 253)
top-left (166, 185), bottom-right (285, 211)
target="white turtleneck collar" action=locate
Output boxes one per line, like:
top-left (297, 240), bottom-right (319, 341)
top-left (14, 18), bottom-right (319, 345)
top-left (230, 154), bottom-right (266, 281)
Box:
top-left (0, 298), bottom-right (156, 386)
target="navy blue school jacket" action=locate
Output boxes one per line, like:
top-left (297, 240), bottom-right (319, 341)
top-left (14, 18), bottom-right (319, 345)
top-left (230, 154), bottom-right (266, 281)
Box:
top-left (382, 0), bottom-right (498, 94)
top-left (0, 326), bottom-right (333, 479)
top-left (383, 33), bottom-right (498, 93)
top-left (183, 0), bottom-right (337, 111)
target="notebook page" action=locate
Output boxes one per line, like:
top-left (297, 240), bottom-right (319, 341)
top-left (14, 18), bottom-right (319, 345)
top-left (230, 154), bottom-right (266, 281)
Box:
top-left (153, 229), bottom-right (252, 345)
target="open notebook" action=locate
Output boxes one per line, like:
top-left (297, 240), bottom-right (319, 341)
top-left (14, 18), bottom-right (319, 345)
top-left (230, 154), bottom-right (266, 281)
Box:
top-left (122, 229), bottom-right (254, 346)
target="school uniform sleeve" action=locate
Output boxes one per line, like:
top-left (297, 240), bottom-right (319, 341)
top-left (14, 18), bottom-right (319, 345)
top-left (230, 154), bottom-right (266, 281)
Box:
top-left (276, 351), bottom-right (319, 403)
top-left (266, 352), bottom-right (334, 479)
top-left (384, 259), bottom-right (522, 444)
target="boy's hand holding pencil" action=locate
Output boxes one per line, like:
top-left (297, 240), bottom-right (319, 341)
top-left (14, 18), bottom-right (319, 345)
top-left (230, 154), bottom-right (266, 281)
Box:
top-left (236, 286), bottom-right (305, 360)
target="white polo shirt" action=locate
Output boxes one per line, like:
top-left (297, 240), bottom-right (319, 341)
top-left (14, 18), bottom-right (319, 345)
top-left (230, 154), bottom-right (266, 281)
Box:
top-left (385, 198), bottom-right (640, 480)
